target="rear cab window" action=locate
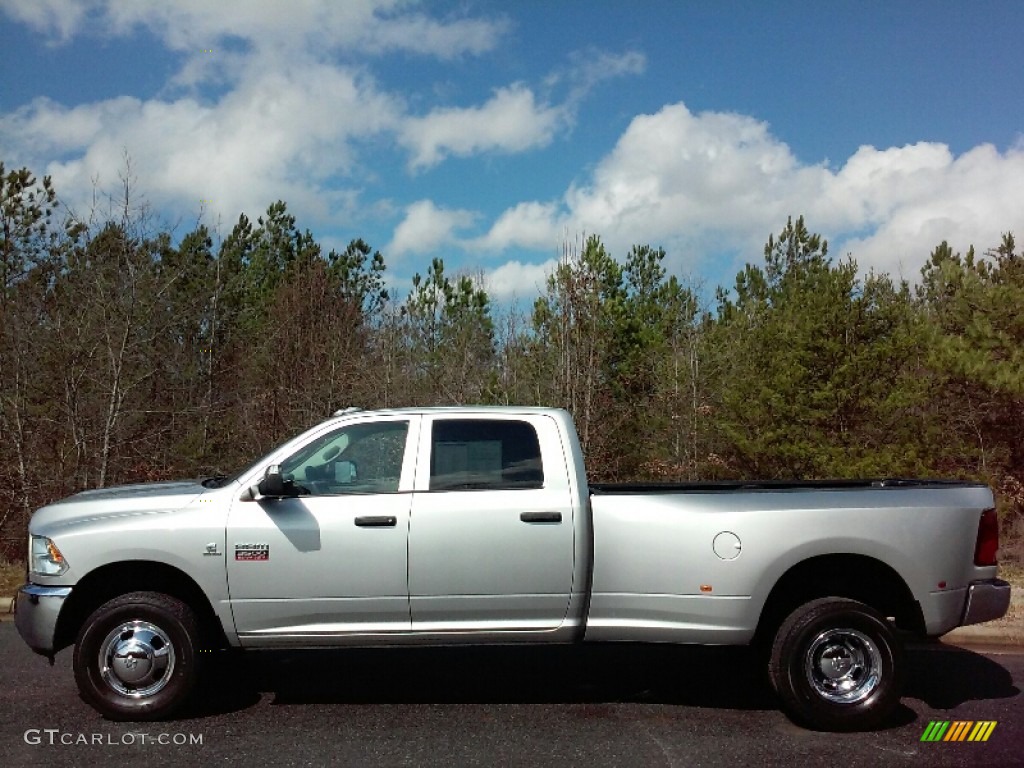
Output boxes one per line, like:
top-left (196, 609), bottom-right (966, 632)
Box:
top-left (429, 419), bottom-right (544, 491)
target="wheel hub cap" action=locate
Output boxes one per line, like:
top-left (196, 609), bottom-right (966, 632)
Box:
top-left (804, 628), bottom-right (883, 704)
top-left (111, 639), bottom-right (154, 683)
top-left (819, 645), bottom-right (855, 679)
top-left (99, 621), bottom-right (176, 697)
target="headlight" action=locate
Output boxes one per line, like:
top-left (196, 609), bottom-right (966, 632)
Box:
top-left (29, 535), bottom-right (69, 576)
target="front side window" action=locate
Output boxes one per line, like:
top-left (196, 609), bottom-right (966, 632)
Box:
top-left (430, 419), bottom-right (544, 491)
top-left (280, 420), bottom-right (409, 495)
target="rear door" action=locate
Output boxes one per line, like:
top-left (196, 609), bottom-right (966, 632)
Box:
top-left (407, 414), bottom-right (575, 631)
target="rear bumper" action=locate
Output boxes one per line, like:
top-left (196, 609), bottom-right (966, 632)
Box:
top-left (960, 578), bottom-right (1011, 627)
top-left (15, 584), bottom-right (72, 656)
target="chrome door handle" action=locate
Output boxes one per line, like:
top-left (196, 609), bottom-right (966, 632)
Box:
top-left (519, 511), bottom-right (562, 523)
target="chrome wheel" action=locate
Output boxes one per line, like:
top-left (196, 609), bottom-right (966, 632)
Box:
top-left (804, 627), bottom-right (882, 704)
top-left (770, 598), bottom-right (903, 730)
top-left (98, 620), bottom-right (176, 698)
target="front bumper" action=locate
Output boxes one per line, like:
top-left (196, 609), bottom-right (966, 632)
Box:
top-left (15, 584), bottom-right (72, 656)
top-left (960, 578), bottom-right (1012, 627)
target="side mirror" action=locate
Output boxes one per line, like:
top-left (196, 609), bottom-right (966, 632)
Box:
top-left (258, 464), bottom-right (290, 498)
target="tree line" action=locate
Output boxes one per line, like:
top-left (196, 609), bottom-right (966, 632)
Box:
top-left (1, 162), bottom-right (1021, 563)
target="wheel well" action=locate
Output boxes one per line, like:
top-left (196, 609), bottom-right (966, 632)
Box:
top-left (55, 561), bottom-right (228, 653)
top-left (754, 554), bottom-right (924, 646)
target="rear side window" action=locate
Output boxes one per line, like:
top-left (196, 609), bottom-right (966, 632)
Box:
top-left (430, 419), bottom-right (544, 491)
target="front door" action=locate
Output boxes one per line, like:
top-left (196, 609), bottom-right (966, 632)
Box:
top-left (227, 417), bottom-right (417, 641)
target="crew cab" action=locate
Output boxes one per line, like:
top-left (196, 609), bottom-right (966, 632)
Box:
top-left (15, 406), bottom-right (1011, 730)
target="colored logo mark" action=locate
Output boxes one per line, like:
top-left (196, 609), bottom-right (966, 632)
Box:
top-left (921, 720), bottom-right (997, 742)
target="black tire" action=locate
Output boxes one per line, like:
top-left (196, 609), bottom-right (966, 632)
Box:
top-left (73, 591), bottom-right (201, 721)
top-left (768, 597), bottom-right (904, 731)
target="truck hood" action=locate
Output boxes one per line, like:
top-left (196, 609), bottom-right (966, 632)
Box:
top-left (29, 480), bottom-right (209, 533)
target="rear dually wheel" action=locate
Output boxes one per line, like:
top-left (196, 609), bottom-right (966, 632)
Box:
top-left (768, 597), bottom-right (904, 731)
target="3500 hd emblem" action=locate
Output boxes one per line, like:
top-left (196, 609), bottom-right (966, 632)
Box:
top-left (234, 543), bottom-right (269, 561)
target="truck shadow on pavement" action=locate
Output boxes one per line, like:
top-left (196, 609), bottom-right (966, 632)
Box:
top-left (903, 641), bottom-right (1021, 709)
top-left (191, 644), bottom-right (776, 715)
top-left (185, 641), bottom-right (1019, 728)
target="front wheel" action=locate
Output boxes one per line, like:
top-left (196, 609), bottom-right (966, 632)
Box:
top-left (73, 591), bottom-right (200, 721)
top-left (768, 597), bottom-right (904, 731)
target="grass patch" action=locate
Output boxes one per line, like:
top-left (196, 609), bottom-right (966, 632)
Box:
top-left (0, 559), bottom-right (25, 596)
top-left (1000, 562), bottom-right (1023, 587)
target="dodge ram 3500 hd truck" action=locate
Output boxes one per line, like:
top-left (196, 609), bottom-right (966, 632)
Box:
top-left (15, 407), bottom-right (1011, 730)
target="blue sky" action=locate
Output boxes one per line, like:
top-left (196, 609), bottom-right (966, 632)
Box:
top-left (2, 0), bottom-right (1022, 302)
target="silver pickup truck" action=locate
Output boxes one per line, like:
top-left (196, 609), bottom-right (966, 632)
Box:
top-left (15, 406), bottom-right (1010, 730)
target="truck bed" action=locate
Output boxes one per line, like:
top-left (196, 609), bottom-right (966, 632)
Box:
top-left (585, 479), bottom-right (995, 644)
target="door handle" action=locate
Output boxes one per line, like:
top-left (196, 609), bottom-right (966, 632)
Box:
top-left (520, 511), bottom-right (562, 524)
top-left (354, 516), bottom-right (397, 527)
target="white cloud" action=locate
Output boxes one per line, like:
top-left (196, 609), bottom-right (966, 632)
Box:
top-left (563, 50), bottom-right (647, 104)
top-left (361, 10), bottom-right (510, 59)
top-left (478, 102), bottom-right (1024, 280)
top-left (0, 0), bottom-right (652, 254)
top-left (0, 0), bottom-right (92, 42)
top-left (484, 258), bottom-right (558, 303)
top-left (398, 51), bottom-right (646, 172)
top-left (830, 142), bottom-right (1024, 278)
top-left (0, 61), bottom-right (402, 226)
top-left (388, 200), bottom-right (477, 257)
top-left (0, 0), bottom-right (643, 245)
top-left (7, 0), bottom-right (1015, 294)
top-left (472, 201), bottom-right (561, 251)
top-left (1, 0), bottom-right (508, 59)
top-left (401, 85), bottom-right (567, 171)
top-left (565, 104), bottom-right (805, 243)
top-left (0, 0), bottom-right (509, 229)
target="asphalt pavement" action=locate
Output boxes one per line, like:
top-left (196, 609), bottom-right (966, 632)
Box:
top-left (0, 622), bottom-right (1020, 768)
